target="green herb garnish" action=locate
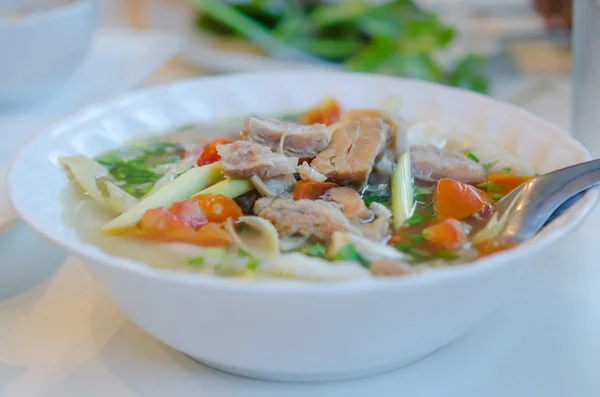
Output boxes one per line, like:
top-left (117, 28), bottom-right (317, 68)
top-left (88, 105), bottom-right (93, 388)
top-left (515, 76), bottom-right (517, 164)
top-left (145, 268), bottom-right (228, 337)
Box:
top-left (483, 160), bottom-right (499, 170)
top-left (464, 150), bottom-right (480, 163)
top-left (502, 166), bottom-right (513, 173)
top-left (333, 243), bottom-right (369, 267)
top-left (476, 182), bottom-right (503, 192)
top-left (96, 141), bottom-right (182, 198)
top-left (188, 256), bottom-right (205, 266)
top-left (491, 193), bottom-right (504, 200)
top-left (301, 243), bottom-right (328, 258)
top-left (413, 186), bottom-right (433, 204)
top-left (238, 248), bottom-right (260, 270)
top-left (362, 193), bottom-right (390, 207)
top-left (434, 251), bottom-right (460, 259)
top-left (204, 247), bottom-right (228, 257)
top-left (410, 233), bottom-right (426, 242)
top-left (396, 243), bottom-right (433, 261)
top-left (405, 213), bottom-right (432, 226)
top-left (414, 187), bottom-right (433, 196)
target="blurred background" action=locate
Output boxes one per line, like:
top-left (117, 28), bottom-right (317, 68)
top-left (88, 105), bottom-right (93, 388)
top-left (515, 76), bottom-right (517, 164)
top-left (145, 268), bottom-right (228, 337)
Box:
top-left (97, 0), bottom-right (573, 129)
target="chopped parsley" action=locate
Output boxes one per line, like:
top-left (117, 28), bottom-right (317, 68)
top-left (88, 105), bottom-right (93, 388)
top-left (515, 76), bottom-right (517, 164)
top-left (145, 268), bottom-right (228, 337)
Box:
top-left (96, 141), bottom-right (182, 198)
top-left (483, 160), bottom-right (499, 170)
top-left (188, 256), bottom-right (205, 266)
top-left (464, 150), bottom-right (480, 163)
top-left (434, 251), bottom-right (460, 260)
top-left (301, 243), bottom-right (327, 258)
top-left (204, 247), bottom-right (228, 257)
top-left (491, 193), bottom-right (504, 200)
top-left (188, 248), bottom-right (229, 267)
top-left (396, 243), bottom-right (433, 261)
top-left (238, 248), bottom-right (260, 270)
top-left (405, 213), bottom-right (432, 226)
top-left (362, 193), bottom-right (390, 207)
top-left (333, 243), bottom-right (369, 267)
top-left (502, 166), bottom-right (513, 173)
top-left (397, 243), bottom-right (461, 262)
top-left (414, 187), bottom-right (433, 195)
top-left (410, 233), bottom-right (426, 242)
top-left (476, 182), bottom-right (503, 192)
top-left (413, 187), bottom-right (434, 204)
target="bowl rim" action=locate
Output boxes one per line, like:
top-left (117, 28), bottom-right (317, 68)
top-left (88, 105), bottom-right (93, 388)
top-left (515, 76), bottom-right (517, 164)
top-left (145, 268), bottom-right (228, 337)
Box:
top-left (0, 0), bottom-right (96, 28)
top-left (8, 70), bottom-right (599, 293)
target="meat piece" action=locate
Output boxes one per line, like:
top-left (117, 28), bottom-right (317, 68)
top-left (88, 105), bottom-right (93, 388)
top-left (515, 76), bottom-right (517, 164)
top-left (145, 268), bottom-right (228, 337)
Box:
top-left (311, 114), bottom-right (389, 187)
top-left (341, 109), bottom-right (398, 134)
top-left (241, 117), bottom-right (330, 158)
top-left (217, 141), bottom-right (298, 179)
top-left (411, 145), bottom-right (486, 184)
top-left (323, 187), bottom-right (372, 221)
top-left (253, 197), bottom-right (360, 241)
top-left (297, 161), bottom-right (327, 182)
top-left (361, 203), bottom-right (392, 241)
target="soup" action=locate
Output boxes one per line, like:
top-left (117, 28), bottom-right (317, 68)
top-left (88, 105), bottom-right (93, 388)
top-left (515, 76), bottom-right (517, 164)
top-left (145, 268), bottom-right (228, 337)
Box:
top-left (60, 98), bottom-right (538, 280)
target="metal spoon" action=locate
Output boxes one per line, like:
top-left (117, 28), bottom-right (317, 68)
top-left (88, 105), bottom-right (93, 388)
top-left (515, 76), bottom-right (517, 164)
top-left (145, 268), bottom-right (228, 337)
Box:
top-left (478, 159), bottom-right (600, 244)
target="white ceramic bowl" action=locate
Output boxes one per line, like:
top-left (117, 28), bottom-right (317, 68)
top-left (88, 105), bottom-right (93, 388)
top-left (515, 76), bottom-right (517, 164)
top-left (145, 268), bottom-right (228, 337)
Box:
top-left (8, 72), bottom-right (597, 382)
top-left (0, 0), bottom-right (97, 108)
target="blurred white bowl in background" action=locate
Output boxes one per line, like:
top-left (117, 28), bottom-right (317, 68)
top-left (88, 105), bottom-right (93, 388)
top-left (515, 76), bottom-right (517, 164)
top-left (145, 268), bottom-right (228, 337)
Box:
top-left (0, 0), bottom-right (98, 109)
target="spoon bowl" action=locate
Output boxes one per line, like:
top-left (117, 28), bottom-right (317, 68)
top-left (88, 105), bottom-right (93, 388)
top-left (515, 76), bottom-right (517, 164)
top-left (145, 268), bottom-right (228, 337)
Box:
top-left (481, 159), bottom-right (600, 244)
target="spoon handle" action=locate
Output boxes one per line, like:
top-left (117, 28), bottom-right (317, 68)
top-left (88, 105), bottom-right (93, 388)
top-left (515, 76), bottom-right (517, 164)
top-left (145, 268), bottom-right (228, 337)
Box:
top-left (503, 159), bottom-right (600, 241)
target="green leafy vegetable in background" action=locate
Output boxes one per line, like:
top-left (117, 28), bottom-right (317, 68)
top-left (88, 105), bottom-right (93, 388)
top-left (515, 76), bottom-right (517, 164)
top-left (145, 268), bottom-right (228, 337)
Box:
top-left (190, 0), bottom-right (489, 93)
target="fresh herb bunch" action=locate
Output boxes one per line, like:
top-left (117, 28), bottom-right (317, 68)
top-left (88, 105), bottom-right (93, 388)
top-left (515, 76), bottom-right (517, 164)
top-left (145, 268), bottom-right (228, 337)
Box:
top-left (191, 0), bottom-right (489, 93)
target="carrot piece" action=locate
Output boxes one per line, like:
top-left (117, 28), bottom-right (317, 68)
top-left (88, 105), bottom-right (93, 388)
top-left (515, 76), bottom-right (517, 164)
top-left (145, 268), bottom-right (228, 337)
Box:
top-left (299, 98), bottom-right (342, 126)
top-left (136, 208), bottom-right (230, 247)
top-left (183, 139), bottom-right (234, 166)
top-left (112, 194), bottom-right (240, 247)
top-left (423, 218), bottom-right (468, 251)
top-left (435, 178), bottom-right (491, 221)
top-left (487, 173), bottom-right (530, 195)
top-left (294, 180), bottom-right (338, 200)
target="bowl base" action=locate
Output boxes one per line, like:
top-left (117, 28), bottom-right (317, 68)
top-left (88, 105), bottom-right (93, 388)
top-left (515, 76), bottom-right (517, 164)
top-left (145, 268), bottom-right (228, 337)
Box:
top-left (186, 352), bottom-right (429, 383)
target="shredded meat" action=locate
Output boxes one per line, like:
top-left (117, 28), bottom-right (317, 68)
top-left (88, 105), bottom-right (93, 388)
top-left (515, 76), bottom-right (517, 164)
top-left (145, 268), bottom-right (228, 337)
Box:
top-left (361, 202), bottom-right (392, 241)
top-left (253, 197), bottom-right (360, 241)
top-left (323, 187), bottom-right (372, 221)
top-left (311, 113), bottom-right (389, 187)
top-left (217, 141), bottom-right (298, 179)
top-left (241, 117), bottom-right (330, 158)
top-left (410, 144), bottom-right (486, 184)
